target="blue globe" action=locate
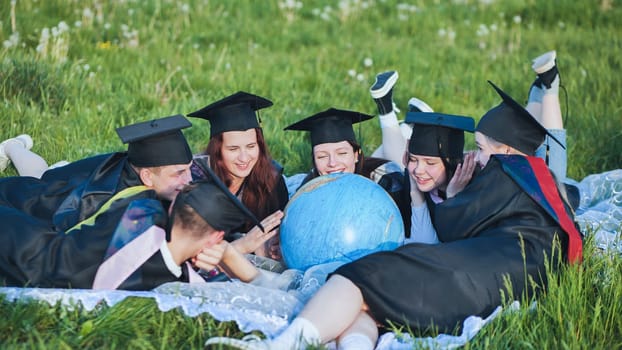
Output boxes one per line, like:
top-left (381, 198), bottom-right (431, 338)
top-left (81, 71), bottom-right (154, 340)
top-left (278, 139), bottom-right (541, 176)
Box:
top-left (280, 173), bottom-right (404, 271)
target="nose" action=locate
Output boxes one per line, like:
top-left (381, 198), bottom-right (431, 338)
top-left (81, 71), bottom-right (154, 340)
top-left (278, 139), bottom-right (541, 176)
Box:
top-left (414, 161), bottom-right (425, 175)
top-left (238, 149), bottom-right (250, 162)
top-left (180, 169), bottom-right (192, 185)
top-left (327, 154), bottom-right (337, 167)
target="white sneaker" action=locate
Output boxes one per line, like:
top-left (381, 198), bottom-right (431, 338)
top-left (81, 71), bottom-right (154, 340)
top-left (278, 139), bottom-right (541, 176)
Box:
top-left (0, 134), bottom-right (34, 172)
top-left (0, 151), bottom-right (8, 172)
top-left (532, 50), bottom-right (557, 74)
top-left (204, 335), bottom-right (270, 350)
top-left (407, 97), bottom-right (434, 113)
top-left (49, 160), bottom-right (70, 169)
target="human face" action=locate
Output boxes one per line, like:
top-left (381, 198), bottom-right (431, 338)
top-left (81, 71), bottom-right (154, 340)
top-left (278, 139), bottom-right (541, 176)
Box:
top-left (313, 141), bottom-right (358, 175)
top-left (474, 131), bottom-right (506, 168)
top-left (144, 162), bottom-right (192, 201)
top-left (406, 154), bottom-right (447, 192)
top-left (221, 129), bottom-right (259, 183)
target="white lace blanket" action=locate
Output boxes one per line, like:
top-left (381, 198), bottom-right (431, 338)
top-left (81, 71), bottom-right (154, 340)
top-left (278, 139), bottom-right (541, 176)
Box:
top-left (1, 169), bottom-right (620, 349)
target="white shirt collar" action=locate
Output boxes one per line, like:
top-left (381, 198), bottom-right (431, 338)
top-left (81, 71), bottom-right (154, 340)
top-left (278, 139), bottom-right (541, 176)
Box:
top-left (160, 241), bottom-right (182, 278)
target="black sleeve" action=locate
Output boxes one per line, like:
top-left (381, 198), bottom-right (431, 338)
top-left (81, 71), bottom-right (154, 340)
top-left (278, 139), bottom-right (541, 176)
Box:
top-left (275, 175), bottom-right (289, 210)
top-left (434, 158), bottom-right (518, 242)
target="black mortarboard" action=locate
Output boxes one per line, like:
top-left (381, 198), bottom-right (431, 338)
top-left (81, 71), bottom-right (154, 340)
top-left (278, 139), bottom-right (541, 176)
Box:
top-left (476, 81), bottom-right (564, 155)
top-left (284, 108), bottom-right (374, 146)
top-left (175, 178), bottom-right (262, 234)
top-left (187, 91), bottom-right (273, 137)
top-left (116, 115), bottom-right (193, 167)
top-left (405, 112), bottom-right (475, 158)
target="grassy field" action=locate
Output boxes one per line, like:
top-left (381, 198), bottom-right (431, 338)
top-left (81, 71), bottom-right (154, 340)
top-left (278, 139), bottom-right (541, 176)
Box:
top-left (1, 0), bottom-right (621, 348)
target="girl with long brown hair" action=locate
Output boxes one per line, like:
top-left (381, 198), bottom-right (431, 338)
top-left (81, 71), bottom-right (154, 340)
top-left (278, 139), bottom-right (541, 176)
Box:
top-left (188, 91), bottom-right (288, 260)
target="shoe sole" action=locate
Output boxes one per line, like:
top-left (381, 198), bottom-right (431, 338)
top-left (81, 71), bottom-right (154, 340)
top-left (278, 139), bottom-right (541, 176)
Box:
top-left (204, 337), bottom-right (265, 350)
top-left (370, 71), bottom-right (398, 98)
top-left (407, 97), bottom-right (434, 113)
top-left (532, 50), bottom-right (556, 74)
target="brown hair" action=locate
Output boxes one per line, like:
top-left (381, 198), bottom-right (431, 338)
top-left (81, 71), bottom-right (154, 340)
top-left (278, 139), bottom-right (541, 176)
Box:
top-left (171, 184), bottom-right (216, 237)
top-left (204, 128), bottom-right (279, 229)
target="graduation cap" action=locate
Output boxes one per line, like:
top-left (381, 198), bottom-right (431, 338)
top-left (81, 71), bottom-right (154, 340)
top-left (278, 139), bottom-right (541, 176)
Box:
top-left (175, 167), bottom-right (263, 234)
top-left (476, 81), bottom-right (565, 155)
top-left (116, 115), bottom-right (193, 168)
top-left (284, 108), bottom-right (374, 146)
top-left (187, 91), bottom-right (273, 137)
top-left (405, 112), bottom-right (475, 158)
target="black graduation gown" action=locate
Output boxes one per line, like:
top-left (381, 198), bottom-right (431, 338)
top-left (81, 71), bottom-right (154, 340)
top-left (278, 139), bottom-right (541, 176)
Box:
top-left (116, 246), bottom-right (193, 291)
top-left (0, 188), bottom-right (152, 288)
top-left (0, 152), bottom-right (142, 231)
top-left (0, 190), bottom-right (191, 290)
top-left (334, 155), bottom-right (575, 333)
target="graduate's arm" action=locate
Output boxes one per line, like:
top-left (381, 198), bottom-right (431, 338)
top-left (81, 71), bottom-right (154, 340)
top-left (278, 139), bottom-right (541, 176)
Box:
top-left (217, 241), bottom-right (259, 282)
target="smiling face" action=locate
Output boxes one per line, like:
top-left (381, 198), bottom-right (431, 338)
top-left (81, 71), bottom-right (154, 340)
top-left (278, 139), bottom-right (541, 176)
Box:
top-left (312, 140), bottom-right (359, 175)
top-left (140, 162), bottom-right (193, 201)
top-left (220, 129), bottom-right (260, 184)
top-left (406, 154), bottom-right (447, 193)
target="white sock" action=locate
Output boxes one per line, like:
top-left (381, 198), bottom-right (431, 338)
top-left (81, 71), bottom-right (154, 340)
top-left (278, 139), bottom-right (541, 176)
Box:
top-left (269, 317), bottom-right (321, 350)
top-left (338, 333), bottom-right (374, 350)
top-left (543, 74), bottom-right (560, 95)
top-left (379, 111), bottom-right (399, 128)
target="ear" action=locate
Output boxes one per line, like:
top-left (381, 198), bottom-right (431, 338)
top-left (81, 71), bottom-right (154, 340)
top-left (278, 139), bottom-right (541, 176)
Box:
top-left (139, 168), bottom-right (154, 186)
top-left (205, 230), bottom-right (225, 246)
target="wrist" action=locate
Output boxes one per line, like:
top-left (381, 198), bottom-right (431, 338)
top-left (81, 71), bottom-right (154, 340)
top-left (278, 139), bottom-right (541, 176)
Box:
top-left (231, 237), bottom-right (249, 254)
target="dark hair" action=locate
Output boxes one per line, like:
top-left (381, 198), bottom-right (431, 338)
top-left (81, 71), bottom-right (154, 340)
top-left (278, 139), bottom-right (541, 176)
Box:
top-left (309, 140), bottom-right (365, 178)
top-left (204, 128), bottom-right (279, 229)
top-left (442, 156), bottom-right (464, 183)
top-left (171, 184), bottom-right (215, 237)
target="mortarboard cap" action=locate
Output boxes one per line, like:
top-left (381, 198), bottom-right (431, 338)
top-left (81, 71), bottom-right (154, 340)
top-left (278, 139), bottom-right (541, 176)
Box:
top-left (284, 108), bottom-right (374, 146)
top-left (405, 112), bottom-right (475, 158)
top-left (476, 81), bottom-right (564, 155)
top-left (177, 175), bottom-right (262, 234)
top-left (116, 115), bottom-right (193, 167)
top-left (187, 91), bottom-right (273, 137)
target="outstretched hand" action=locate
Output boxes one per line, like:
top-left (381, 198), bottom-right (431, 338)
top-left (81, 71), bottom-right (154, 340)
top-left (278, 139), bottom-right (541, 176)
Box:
top-left (446, 151), bottom-right (476, 198)
top-left (232, 210), bottom-right (284, 255)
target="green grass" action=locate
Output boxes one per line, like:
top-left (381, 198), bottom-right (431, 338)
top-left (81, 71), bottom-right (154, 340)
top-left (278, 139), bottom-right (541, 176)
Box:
top-left (1, 0), bottom-right (621, 348)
